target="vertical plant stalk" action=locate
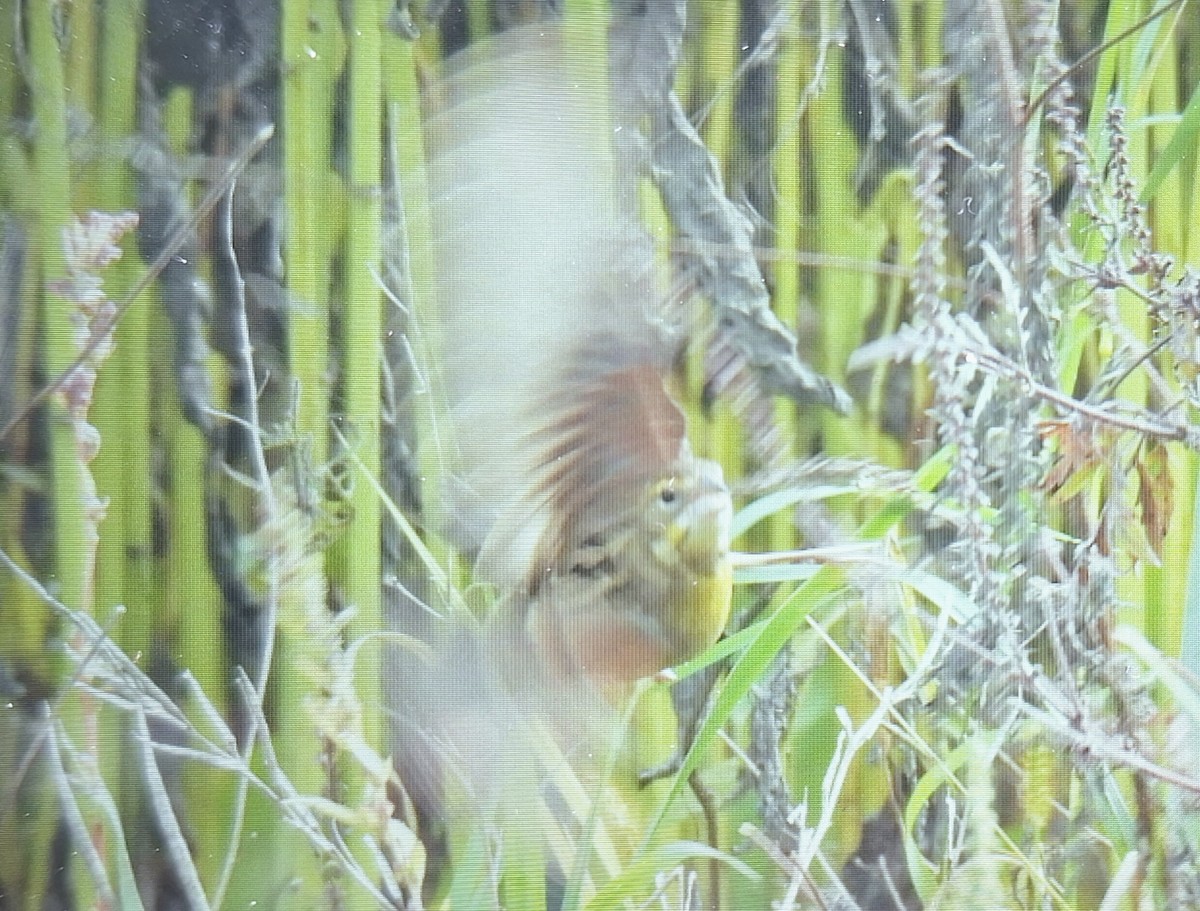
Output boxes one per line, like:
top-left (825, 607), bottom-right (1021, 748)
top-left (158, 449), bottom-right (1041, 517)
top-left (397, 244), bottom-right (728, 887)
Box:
top-left (336, 8), bottom-right (385, 897)
top-left (697, 1), bottom-right (738, 163)
top-left (0, 17), bottom-right (51, 875)
top-left (769, 1), bottom-right (804, 554)
top-left (24, 30), bottom-right (99, 906)
top-left (807, 4), bottom-right (888, 460)
top-left (28, 0), bottom-right (89, 619)
top-left (34, 203), bottom-right (139, 911)
top-left (380, 18), bottom-right (435, 518)
top-left (378, 30), bottom-right (437, 901)
top-left (285, 0), bottom-right (345, 462)
top-left (695, 1), bottom-right (749, 548)
top-left (63, 0), bottom-right (98, 128)
top-left (340, 0), bottom-right (384, 602)
top-left (91, 0), bottom-right (148, 664)
top-left (0, 6), bottom-right (18, 122)
top-left (75, 3), bottom-right (151, 902)
top-left (276, 1), bottom-right (347, 906)
top-left (1141, 23), bottom-right (1187, 656)
top-left (1181, 27), bottom-right (1200, 675)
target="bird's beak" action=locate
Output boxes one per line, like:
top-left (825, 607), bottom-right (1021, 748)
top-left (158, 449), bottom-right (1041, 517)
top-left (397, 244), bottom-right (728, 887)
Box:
top-left (671, 471), bottom-right (732, 574)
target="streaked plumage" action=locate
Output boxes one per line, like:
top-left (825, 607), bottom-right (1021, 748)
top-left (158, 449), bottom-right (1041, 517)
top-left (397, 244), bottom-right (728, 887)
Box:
top-left (427, 26), bottom-right (732, 687)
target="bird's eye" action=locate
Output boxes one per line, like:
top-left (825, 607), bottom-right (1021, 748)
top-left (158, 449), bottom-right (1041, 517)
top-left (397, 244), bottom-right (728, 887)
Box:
top-left (660, 486), bottom-right (676, 504)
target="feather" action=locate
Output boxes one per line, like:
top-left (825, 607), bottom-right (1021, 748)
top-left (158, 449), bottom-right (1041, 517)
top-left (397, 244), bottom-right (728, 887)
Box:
top-left (427, 26), bottom-right (685, 591)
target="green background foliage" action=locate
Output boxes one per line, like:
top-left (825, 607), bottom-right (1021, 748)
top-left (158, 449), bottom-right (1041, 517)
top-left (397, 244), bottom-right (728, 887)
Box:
top-left (3, 1), bottom-right (1200, 909)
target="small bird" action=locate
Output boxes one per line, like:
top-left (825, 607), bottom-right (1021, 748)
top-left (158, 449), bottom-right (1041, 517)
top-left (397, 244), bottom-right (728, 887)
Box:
top-left (426, 26), bottom-right (733, 691)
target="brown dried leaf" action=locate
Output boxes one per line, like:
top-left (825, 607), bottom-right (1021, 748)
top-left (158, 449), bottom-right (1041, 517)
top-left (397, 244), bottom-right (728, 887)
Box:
top-left (1136, 440), bottom-right (1173, 559)
top-left (1039, 420), bottom-right (1105, 499)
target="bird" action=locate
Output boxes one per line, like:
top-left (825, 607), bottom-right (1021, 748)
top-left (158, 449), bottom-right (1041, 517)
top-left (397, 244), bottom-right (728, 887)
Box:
top-left (424, 24), bottom-right (734, 693)
top-left (393, 27), bottom-right (736, 902)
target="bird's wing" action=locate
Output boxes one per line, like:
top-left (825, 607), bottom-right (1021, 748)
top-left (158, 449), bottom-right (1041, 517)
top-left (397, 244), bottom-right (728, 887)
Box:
top-left (426, 26), bottom-right (685, 591)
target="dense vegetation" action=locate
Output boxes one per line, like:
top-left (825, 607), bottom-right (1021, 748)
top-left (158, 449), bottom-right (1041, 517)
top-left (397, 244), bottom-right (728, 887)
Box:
top-left (3, 1), bottom-right (1200, 909)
